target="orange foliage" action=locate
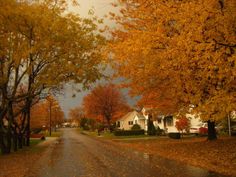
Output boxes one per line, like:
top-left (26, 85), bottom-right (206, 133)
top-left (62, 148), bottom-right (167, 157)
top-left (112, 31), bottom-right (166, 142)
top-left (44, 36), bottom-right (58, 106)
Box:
top-left (31, 101), bottom-right (48, 129)
top-left (107, 0), bottom-right (236, 122)
top-left (31, 96), bottom-right (64, 129)
top-left (83, 84), bottom-right (130, 125)
top-left (175, 117), bottom-right (190, 133)
top-left (137, 91), bottom-right (178, 115)
top-left (69, 106), bottom-right (84, 120)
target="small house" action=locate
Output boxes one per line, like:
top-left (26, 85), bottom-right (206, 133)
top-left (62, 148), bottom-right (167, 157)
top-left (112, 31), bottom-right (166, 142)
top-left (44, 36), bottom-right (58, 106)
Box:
top-left (116, 111), bottom-right (148, 131)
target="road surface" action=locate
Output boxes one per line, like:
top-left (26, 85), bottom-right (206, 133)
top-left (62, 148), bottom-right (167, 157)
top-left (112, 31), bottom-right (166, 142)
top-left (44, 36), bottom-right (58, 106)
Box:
top-left (28, 128), bottom-right (227, 177)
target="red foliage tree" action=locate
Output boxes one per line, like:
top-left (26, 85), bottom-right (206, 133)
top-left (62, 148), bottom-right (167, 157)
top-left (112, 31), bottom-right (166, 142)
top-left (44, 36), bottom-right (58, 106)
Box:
top-left (175, 117), bottom-right (190, 134)
top-left (83, 84), bottom-right (130, 129)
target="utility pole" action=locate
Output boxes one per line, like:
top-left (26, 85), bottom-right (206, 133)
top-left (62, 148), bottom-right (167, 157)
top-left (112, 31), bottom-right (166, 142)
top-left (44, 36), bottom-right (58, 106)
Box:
top-left (46, 96), bottom-right (53, 137)
top-left (49, 100), bottom-right (52, 136)
top-left (228, 113), bottom-right (231, 136)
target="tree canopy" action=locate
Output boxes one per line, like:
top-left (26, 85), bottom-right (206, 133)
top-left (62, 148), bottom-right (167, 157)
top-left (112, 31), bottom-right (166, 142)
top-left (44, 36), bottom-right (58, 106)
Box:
top-left (83, 84), bottom-right (130, 128)
top-left (0, 0), bottom-right (105, 153)
top-left (107, 0), bottom-right (236, 123)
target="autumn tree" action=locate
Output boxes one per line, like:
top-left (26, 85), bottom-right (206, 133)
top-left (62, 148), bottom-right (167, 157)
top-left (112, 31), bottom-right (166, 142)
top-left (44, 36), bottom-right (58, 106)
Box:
top-left (31, 95), bottom-right (64, 131)
top-left (83, 84), bottom-right (130, 129)
top-left (175, 117), bottom-right (190, 135)
top-left (69, 106), bottom-right (85, 126)
top-left (30, 101), bottom-right (48, 130)
top-left (107, 0), bottom-right (236, 140)
top-left (69, 106), bottom-right (85, 121)
top-left (0, 0), bottom-right (105, 153)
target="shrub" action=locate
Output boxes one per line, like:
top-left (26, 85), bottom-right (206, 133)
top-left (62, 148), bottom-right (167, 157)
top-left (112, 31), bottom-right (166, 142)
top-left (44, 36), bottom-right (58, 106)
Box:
top-left (156, 126), bottom-right (164, 136)
top-left (131, 124), bottom-right (141, 130)
top-left (114, 129), bottom-right (145, 136)
top-left (175, 117), bottom-right (190, 133)
top-left (168, 132), bottom-right (181, 139)
top-left (83, 125), bottom-right (90, 131)
top-left (147, 120), bottom-right (156, 136)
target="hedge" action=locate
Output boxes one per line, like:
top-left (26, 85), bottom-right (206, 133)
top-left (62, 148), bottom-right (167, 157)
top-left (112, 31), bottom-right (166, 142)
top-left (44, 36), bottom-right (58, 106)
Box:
top-left (131, 124), bottom-right (141, 130)
top-left (168, 132), bottom-right (181, 139)
top-left (114, 129), bottom-right (145, 136)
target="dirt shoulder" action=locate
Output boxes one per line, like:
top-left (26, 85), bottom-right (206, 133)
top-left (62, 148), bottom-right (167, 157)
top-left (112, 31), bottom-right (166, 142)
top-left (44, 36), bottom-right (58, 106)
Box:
top-left (0, 137), bottom-right (58, 177)
top-left (111, 136), bottom-right (236, 177)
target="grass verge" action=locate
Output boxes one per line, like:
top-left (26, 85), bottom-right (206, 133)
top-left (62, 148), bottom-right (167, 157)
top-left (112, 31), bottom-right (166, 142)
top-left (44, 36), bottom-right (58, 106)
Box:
top-left (80, 130), bottom-right (156, 140)
top-left (41, 130), bottom-right (62, 137)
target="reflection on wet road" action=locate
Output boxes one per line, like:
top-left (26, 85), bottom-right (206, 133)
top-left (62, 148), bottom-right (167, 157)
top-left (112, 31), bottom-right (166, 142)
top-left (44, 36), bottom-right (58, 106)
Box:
top-left (28, 128), bottom-right (227, 177)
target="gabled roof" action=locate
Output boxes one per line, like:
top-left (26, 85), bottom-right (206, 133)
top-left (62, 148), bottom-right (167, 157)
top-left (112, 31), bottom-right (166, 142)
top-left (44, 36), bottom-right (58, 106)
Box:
top-left (142, 107), bottom-right (159, 114)
top-left (117, 110), bottom-right (145, 121)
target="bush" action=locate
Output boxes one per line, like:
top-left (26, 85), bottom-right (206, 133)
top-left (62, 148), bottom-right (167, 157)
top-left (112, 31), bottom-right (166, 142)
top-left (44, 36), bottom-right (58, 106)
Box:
top-left (114, 129), bottom-right (145, 136)
top-left (147, 120), bottom-right (156, 136)
top-left (83, 125), bottom-right (90, 131)
top-left (156, 126), bottom-right (164, 136)
top-left (168, 132), bottom-right (181, 139)
top-left (131, 124), bottom-right (141, 130)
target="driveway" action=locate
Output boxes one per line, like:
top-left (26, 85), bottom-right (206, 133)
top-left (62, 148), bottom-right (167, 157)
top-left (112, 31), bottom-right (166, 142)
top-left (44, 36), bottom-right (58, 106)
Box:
top-left (27, 128), bottom-right (227, 177)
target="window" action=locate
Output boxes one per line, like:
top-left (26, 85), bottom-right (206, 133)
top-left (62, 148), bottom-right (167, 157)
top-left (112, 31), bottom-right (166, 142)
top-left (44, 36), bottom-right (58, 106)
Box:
top-left (157, 118), bottom-right (162, 124)
top-left (166, 116), bottom-right (173, 126)
top-left (128, 121), bottom-right (133, 125)
top-left (117, 121), bottom-right (120, 128)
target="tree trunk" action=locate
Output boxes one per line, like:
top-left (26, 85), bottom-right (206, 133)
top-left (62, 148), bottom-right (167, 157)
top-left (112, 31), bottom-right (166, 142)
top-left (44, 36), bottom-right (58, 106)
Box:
top-left (18, 132), bottom-right (23, 149)
top-left (26, 100), bottom-right (32, 146)
top-left (23, 135), bottom-right (26, 146)
top-left (5, 131), bottom-right (12, 154)
top-left (0, 127), bottom-right (10, 154)
top-left (13, 130), bottom-right (18, 152)
top-left (107, 118), bottom-right (111, 132)
top-left (0, 131), bottom-right (5, 154)
top-left (18, 111), bottom-right (27, 149)
top-left (207, 120), bottom-right (217, 140)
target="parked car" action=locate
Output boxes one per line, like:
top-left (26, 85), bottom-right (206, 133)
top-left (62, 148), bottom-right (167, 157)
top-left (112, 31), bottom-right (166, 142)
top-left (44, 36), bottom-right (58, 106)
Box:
top-left (190, 123), bottom-right (208, 135)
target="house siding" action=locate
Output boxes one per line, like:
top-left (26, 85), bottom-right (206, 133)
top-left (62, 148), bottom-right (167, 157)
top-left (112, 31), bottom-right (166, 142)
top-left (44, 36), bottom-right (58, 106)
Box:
top-left (118, 114), bottom-right (135, 130)
top-left (117, 108), bottom-right (203, 133)
top-left (116, 111), bottom-right (148, 131)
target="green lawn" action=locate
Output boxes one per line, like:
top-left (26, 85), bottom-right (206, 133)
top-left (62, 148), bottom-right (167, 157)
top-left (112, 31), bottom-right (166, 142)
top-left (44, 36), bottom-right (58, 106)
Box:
top-left (41, 130), bottom-right (62, 137)
top-left (81, 130), bottom-right (154, 140)
top-left (30, 139), bottom-right (43, 146)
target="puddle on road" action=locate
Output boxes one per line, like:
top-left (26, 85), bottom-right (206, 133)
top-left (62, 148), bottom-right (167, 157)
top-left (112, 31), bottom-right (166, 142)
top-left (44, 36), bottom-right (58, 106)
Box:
top-left (133, 151), bottom-right (153, 161)
top-left (133, 150), bottom-right (227, 177)
top-left (143, 152), bottom-right (152, 160)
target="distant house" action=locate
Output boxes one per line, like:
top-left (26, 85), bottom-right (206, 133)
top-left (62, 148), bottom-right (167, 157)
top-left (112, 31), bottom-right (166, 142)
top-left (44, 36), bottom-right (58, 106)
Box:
top-left (116, 107), bottom-right (203, 133)
top-left (140, 107), bottom-right (175, 132)
top-left (116, 111), bottom-right (148, 131)
top-left (141, 107), bottom-right (202, 133)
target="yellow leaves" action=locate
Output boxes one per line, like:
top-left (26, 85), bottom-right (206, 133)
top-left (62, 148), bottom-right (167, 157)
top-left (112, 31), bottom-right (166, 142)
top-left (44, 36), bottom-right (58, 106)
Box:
top-left (106, 0), bottom-right (236, 121)
top-left (0, 0), bottom-right (106, 105)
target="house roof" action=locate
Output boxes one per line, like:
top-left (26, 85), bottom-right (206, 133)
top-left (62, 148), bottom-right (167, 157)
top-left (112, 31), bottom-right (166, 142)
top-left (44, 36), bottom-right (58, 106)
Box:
top-left (142, 107), bottom-right (160, 115)
top-left (117, 110), bottom-right (146, 121)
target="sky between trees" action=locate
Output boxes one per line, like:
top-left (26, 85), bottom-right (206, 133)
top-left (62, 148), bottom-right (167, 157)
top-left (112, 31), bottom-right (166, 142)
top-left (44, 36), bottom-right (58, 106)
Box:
top-left (57, 0), bottom-right (131, 118)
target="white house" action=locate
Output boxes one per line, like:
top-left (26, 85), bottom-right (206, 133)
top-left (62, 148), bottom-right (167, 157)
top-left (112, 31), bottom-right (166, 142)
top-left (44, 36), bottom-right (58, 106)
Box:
top-left (141, 107), bottom-right (176, 132)
top-left (116, 111), bottom-right (148, 131)
top-left (141, 107), bottom-right (203, 133)
top-left (116, 107), bottom-right (203, 133)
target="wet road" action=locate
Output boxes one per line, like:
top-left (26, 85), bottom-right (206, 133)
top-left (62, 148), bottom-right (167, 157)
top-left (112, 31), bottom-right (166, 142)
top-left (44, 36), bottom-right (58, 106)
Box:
top-left (29, 128), bottom-right (227, 177)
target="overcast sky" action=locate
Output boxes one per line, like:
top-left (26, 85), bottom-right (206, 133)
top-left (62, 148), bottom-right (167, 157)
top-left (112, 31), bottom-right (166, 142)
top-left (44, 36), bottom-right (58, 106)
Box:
top-left (57, 0), bottom-right (138, 118)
